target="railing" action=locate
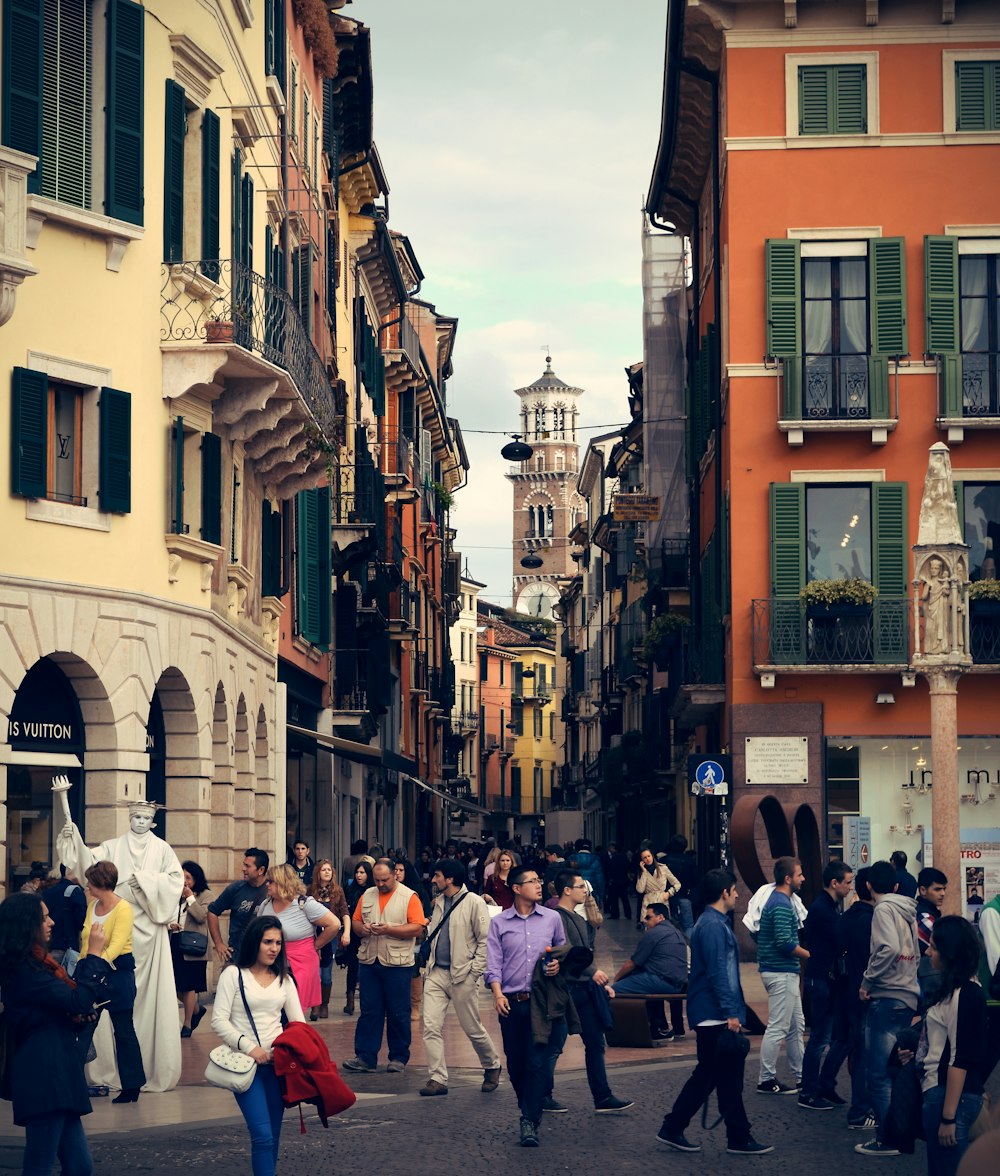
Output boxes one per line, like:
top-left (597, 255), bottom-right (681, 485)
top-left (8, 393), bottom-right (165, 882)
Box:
top-left (334, 687), bottom-right (367, 712)
top-left (391, 434), bottom-right (415, 483)
top-left (970, 603), bottom-right (1000, 662)
top-left (459, 711), bottom-right (479, 731)
top-left (160, 260), bottom-right (338, 440)
top-left (498, 737), bottom-right (515, 757)
top-left (803, 355), bottom-right (870, 419)
top-left (752, 597), bottom-right (910, 667)
top-left (382, 305), bottom-right (422, 373)
top-left (961, 355), bottom-right (1000, 417)
top-left (334, 458), bottom-right (384, 528)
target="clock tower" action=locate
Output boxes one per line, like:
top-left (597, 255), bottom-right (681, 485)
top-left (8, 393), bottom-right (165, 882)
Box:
top-left (507, 356), bottom-right (585, 617)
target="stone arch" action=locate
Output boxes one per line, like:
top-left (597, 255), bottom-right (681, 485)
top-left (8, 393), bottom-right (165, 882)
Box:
top-left (233, 695), bottom-right (254, 848)
top-left (209, 683), bottom-right (235, 880)
top-left (253, 704), bottom-right (272, 848)
top-left (148, 667), bottom-right (211, 856)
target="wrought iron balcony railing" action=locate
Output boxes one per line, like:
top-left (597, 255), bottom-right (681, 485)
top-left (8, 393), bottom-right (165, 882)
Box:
top-left (160, 260), bottom-right (339, 440)
top-left (752, 597), bottom-right (910, 667)
top-left (970, 602), bottom-right (1000, 663)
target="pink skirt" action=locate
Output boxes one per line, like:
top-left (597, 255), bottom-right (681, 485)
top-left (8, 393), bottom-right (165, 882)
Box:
top-left (284, 935), bottom-right (321, 1009)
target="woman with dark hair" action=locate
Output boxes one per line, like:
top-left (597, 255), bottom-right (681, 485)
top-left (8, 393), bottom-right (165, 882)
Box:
top-left (79, 860), bottom-right (146, 1104)
top-left (920, 915), bottom-right (989, 1176)
top-left (0, 891), bottom-right (111, 1176)
top-left (211, 916), bottom-right (306, 1176)
top-left (341, 860), bottom-right (373, 1014)
top-left (169, 859), bottom-right (214, 1038)
top-left (308, 859), bottom-right (350, 1020)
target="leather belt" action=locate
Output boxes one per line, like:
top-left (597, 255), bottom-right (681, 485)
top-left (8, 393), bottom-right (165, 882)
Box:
top-left (504, 991), bottom-right (531, 1002)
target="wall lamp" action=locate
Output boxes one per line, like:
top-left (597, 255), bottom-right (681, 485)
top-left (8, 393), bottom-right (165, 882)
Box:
top-left (876, 692), bottom-right (896, 705)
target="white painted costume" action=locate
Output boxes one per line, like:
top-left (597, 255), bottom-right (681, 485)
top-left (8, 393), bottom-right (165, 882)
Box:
top-left (57, 815), bottom-right (184, 1092)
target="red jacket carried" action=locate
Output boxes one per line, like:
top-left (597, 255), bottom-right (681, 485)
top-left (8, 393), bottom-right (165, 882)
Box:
top-left (272, 1022), bottom-right (356, 1130)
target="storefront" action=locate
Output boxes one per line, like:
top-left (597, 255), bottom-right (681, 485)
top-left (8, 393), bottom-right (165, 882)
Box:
top-left (3, 658), bottom-right (85, 890)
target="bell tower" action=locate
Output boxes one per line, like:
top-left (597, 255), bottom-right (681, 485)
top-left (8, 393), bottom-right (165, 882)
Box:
top-left (507, 356), bottom-right (584, 617)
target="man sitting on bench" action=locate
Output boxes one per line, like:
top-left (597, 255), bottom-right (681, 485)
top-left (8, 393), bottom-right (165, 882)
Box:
top-left (609, 903), bottom-right (688, 1039)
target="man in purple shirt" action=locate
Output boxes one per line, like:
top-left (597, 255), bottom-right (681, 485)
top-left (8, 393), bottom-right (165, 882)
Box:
top-left (486, 862), bottom-right (566, 1147)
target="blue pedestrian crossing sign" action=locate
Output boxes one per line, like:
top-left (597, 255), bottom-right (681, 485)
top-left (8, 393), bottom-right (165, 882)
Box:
top-left (689, 755), bottom-right (730, 797)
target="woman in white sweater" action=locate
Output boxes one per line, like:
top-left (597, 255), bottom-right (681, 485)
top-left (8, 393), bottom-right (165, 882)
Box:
top-left (212, 915), bottom-right (305, 1176)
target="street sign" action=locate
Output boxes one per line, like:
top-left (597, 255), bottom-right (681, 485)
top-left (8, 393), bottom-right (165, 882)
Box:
top-left (612, 493), bottom-right (660, 521)
top-left (846, 816), bottom-right (871, 874)
top-left (688, 754), bottom-right (731, 797)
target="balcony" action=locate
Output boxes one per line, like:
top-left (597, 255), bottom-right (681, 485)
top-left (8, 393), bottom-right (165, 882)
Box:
top-left (382, 305), bottom-right (424, 392)
top-left (970, 602), bottom-right (1000, 665)
top-left (752, 597), bottom-right (910, 674)
top-left (160, 259), bottom-right (340, 454)
top-left (385, 434), bottom-right (418, 502)
top-left (458, 711), bottom-right (479, 732)
top-left (935, 353), bottom-right (1000, 443)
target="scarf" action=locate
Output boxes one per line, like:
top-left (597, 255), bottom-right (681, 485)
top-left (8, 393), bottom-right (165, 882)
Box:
top-left (30, 943), bottom-right (76, 988)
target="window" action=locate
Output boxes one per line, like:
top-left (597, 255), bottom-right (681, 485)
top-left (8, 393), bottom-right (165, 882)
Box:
top-left (12, 365), bottom-right (130, 513)
top-left (460, 631), bottom-right (465, 661)
top-left (554, 451), bottom-right (565, 471)
top-left (264, 0), bottom-right (286, 91)
top-left (926, 236), bottom-right (1000, 419)
top-left (955, 60), bottom-right (1000, 131)
top-left (479, 653), bottom-right (487, 681)
top-left (533, 403), bottom-right (544, 436)
top-left (766, 237), bottom-right (905, 422)
top-left (806, 485), bottom-right (872, 582)
top-left (535, 453), bottom-right (545, 472)
top-left (260, 498), bottom-right (283, 598)
top-left (512, 701), bottom-right (523, 735)
top-left (1, 0), bottom-right (144, 224)
top-left (785, 53), bottom-right (877, 140)
top-left (959, 482), bottom-right (1000, 579)
top-left (826, 744), bottom-right (860, 860)
top-left (533, 707), bottom-right (542, 738)
top-left (499, 660), bottom-right (504, 686)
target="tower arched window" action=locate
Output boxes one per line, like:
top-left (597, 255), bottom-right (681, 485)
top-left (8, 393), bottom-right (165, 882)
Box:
top-left (554, 451), bottom-right (565, 471)
top-left (546, 504), bottom-right (554, 536)
top-left (536, 505), bottom-right (545, 536)
top-left (535, 453), bottom-right (545, 472)
top-left (534, 404), bottom-right (545, 437)
top-left (553, 406), bottom-right (565, 437)
top-left (526, 505), bottom-right (536, 537)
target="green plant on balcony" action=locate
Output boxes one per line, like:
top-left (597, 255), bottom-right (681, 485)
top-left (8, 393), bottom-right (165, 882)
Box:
top-left (432, 481), bottom-right (454, 511)
top-left (302, 423), bottom-right (337, 484)
top-left (968, 578), bottom-right (1000, 601)
top-left (799, 578), bottom-right (877, 608)
top-left (642, 612), bottom-right (690, 665)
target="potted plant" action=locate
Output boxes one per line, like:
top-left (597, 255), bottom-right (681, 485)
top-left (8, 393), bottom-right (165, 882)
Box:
top-left (642, 612), bottom-right (690, 669)
top-left (968, 579), bottom-right (1000, 662)
top-left (800, 578), bottom-right (876, 664)
top-left (799, 577), bottom-right (877, 611)
top-left (206, 316), bottom-right (234, 343)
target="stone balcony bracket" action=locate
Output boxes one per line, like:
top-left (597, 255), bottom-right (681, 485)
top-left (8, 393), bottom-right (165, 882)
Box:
top-left (226, 563), bottom-right (255, 620)
top-left (268, 457), bottom-right (330, 501)
top-left (0, 146), bottom-right (40, 324)
top-left (164, 533), bottom-right (223, 592)
top-left (261, 594), bottom-right (286, 653)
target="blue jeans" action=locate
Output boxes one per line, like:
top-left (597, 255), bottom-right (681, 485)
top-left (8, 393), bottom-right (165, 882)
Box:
top-left (234, 1064), bottom-right (285, 1176)
top-left (801, 976), bottom-right (848, 1098)
top-left (354, 961), bottom-right (412, 1066)
top-left (545, 984), bottom-right (613, 1106)
top-left (22, 1111), bottom-right (93, 1176)
top-left (759, 972), bottom-right (804, 1083)
top-left (676, 898), bottom-right (695, 934)
top-left (864, 997), bottom-right (915, 1142)
top-left (843, 999), bottom-right (871, 1119)
top-left (922, 1085), bottom-right (982, 1176)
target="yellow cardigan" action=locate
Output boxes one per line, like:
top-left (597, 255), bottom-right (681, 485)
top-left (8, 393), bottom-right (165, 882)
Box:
top-left (81, 898), bottom-right (134, 962)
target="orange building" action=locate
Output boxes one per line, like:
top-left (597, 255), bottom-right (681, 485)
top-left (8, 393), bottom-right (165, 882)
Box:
top-left (648, 0), bottom-right (1000, 892)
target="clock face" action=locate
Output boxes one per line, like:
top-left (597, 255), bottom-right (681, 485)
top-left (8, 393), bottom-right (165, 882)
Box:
top-left (520, 582), bottom-right (559, 619)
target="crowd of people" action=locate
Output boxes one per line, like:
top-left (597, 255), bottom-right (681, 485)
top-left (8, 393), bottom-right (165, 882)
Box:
top-left (3, 830), bottom-right (1000, 1174)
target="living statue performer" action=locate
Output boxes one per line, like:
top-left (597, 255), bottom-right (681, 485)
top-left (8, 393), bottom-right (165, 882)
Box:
top-left (53, 775), bottom-right (183, 1092)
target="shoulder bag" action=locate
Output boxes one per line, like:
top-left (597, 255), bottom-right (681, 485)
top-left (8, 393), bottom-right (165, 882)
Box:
top-left (174, 898), bottom-right (209, 956)
top-left (204, 972), bottom-right (260, 1093)
top-left (417, 892), bottom-right (469, 970)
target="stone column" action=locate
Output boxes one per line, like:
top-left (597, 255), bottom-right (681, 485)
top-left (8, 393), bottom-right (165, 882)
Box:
top-left (911, 444), bottom-right (970, 917)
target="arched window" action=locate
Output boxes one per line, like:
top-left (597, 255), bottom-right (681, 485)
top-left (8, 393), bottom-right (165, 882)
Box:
top-left (546, 504), bottom-right (554, 536)
top-left (526, 505), bottom-right (536, 537)
top-left (534, 404), bottom-right (545, 436)
top-left (553, 406), bottom-right (565, 437)
top-left (536, 505), bottom-right (545, 535)
top-left (535, 453), bottom-right (545, 472)
top-left (554, 451), bottom-right (565, 471)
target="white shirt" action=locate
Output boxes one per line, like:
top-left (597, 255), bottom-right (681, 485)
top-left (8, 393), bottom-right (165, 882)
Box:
top-left (212, 966), bottom-right (305, 1054)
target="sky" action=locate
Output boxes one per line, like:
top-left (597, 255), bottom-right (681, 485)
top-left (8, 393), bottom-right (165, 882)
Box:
top-left (359, 0), bottom-right (669, 607)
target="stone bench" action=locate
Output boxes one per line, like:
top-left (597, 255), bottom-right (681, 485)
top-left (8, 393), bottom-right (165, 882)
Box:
top-left (604, 992), bottom-right (686, 1048)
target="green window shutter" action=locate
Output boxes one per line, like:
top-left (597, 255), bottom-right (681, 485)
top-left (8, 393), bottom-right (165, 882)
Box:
top-left (200, 431), bottom-right (222, 544)
top-left (955, 61), bottom-right (998, 131)
top-left (98, 386), bottom-right (131, 513)
top-left (11, 366), bottom-right (48, 497)
top-left (171, 416), bottom-right (184, 533)
top-left (231, 149), bottom-right (241, 263)
top-left (870, 237), bottom-right (907, 356)
top-left (766, 238), bottom-right (802, 416)
top-left (770, 482), bottom-right (805, 596)
top-left (872, 482), bottom-right (907, 596)
top-left (315, 485), bottom-right (331, 648)
top-left (261, 499), bottom-right (282, 598)
top-left (292, 243), bottom-right (313, 339)
top-left (163, 79), bottom-right (185, 263)
top-left (201, 109), bottom-right (220, 262)
top-left (264, 0), bottom-right (274, 75)
top-left (833, 64), bottom-right (867, 133)
top-left (296, 487), bottom-right (330, 647)
top-left (799, 66), bottom-right (833, 135)
top-left (924, 235), bottom-right (961, 417)
top-left (1, 0), bottom-right (44, 193)
top-left (327, 223), bottom-right (337, 318)
top-left (106, 0), bottom-right (144, 225)
top-left (873, 481), bottom-right (908, 662)
top-left (240, 172), bottom-right (253, 270)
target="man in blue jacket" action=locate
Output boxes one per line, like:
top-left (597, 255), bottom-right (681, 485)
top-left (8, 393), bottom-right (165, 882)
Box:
top-left (656, 869), bottom-right (772, 1156)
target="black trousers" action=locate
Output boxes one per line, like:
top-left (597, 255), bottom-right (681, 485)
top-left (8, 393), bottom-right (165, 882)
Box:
top-left (79, 1007), bottom-right (146, 1092)
top-left (499, 998), bottom-right (561, 1126)
top-left (604, 882), bottom-right (631, 920)
top-left (661, 1023), bottom-right (752, 1146)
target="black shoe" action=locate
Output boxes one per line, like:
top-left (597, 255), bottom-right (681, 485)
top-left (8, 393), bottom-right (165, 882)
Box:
top-left (671, 1031), bottom-right (687, 1040)
top-left (819, 1089), bottom-right (847, 1106)
top-left (656, 1129), bottom-right (702, 1153)
top-left (727, 1138), bottom-right (774, 1155)
top-left (542, 1097), bottom-right (568, 1113)
top-left (595, 1096), bottom-right (634, 1113)
top-left (652, 1027), bottom-right (675, 1040)
top-left (190, 1005), bottom-right (207, 1032)
top-left (757, 1079), bottom-right (796, 1095)
top-left (798, 1094), bottom-right (835, 1110)
top-left (519, 1117), bottom-right (539, 1147)
top-left (180, 1025), bottom-right (192, 1038)
top-left (112, 1090), bottom-right (140, 1104)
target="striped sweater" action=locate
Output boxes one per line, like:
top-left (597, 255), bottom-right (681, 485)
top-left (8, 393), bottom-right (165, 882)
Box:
top-left (757, 890), bottom-right (801, 974)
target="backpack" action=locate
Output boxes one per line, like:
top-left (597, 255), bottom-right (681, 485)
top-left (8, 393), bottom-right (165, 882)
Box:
top-left (272, 1022), bottom-right (356, 1132)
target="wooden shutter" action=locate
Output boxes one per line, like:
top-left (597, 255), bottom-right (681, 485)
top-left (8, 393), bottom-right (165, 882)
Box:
top-left (799, 66), bottom-right (833, 134)
top-left (296, 487), bottom-right (330, 648)
top-left (231, 149), bottom-right (241, 264)
top-left (240, 171), bottom-right (253, 269)
top-left (292, 243), bottom-right (313, 339)
top-left (171, 416), bottom-right (184, 533)
top-left (924, 235), bottom-right (961, 417)
top-left (873, 482), bottom-right (908, 662)
top-left (869, 237), bottom-right (907, 418)
top-left (98, 386), bottom-right (131, 513)
top-left (200, 431), bottom-right (222, 544)
top-left (201, 109), bottom-right (220, 262)
top-left (769, 482), bottom-right (805, 663)
top-left (11, 366), bottom-right (48, 498)
top-left (765, 238), bottom-right (802, 416)
top-left (261, 499), bottom-right (282, 598)
top-left (106, 0), bottom-right (144, 225)
top-left (955, 61), bottom-right (997, 131)
top-left (834, 64), bottom-right (867, 133)
top-left (1, 0), bottom-right (44, 192)
top-left (163, 79), bottom-right (185, 262)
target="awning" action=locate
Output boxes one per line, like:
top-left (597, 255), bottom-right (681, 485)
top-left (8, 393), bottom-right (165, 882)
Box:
top-left (286, 724), bottom-right (382, 767)
top-left (403, 772), bottom-right (490, 817)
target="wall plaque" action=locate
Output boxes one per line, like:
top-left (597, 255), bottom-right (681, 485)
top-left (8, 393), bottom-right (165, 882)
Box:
top-left (745, 736), bottom-right (808, 785)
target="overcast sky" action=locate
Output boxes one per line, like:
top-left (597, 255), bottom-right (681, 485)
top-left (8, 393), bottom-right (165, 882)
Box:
top-left (360, 0), bottom-right (668, 606)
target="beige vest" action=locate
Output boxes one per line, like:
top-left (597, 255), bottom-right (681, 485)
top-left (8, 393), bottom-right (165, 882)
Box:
top-left (357, 883), bottom-right (417, 967)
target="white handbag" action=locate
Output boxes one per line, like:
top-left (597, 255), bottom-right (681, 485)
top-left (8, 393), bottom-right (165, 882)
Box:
top-left (204, 1045), bottom-right (256, 1093)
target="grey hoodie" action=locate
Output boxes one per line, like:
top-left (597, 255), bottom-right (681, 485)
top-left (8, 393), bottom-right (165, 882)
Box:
top-left (861, 893), bottom-right (920, 1009)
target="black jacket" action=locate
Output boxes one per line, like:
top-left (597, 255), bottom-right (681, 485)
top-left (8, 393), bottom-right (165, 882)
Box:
top-left (1, 954), bottom-right (111, 1126)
